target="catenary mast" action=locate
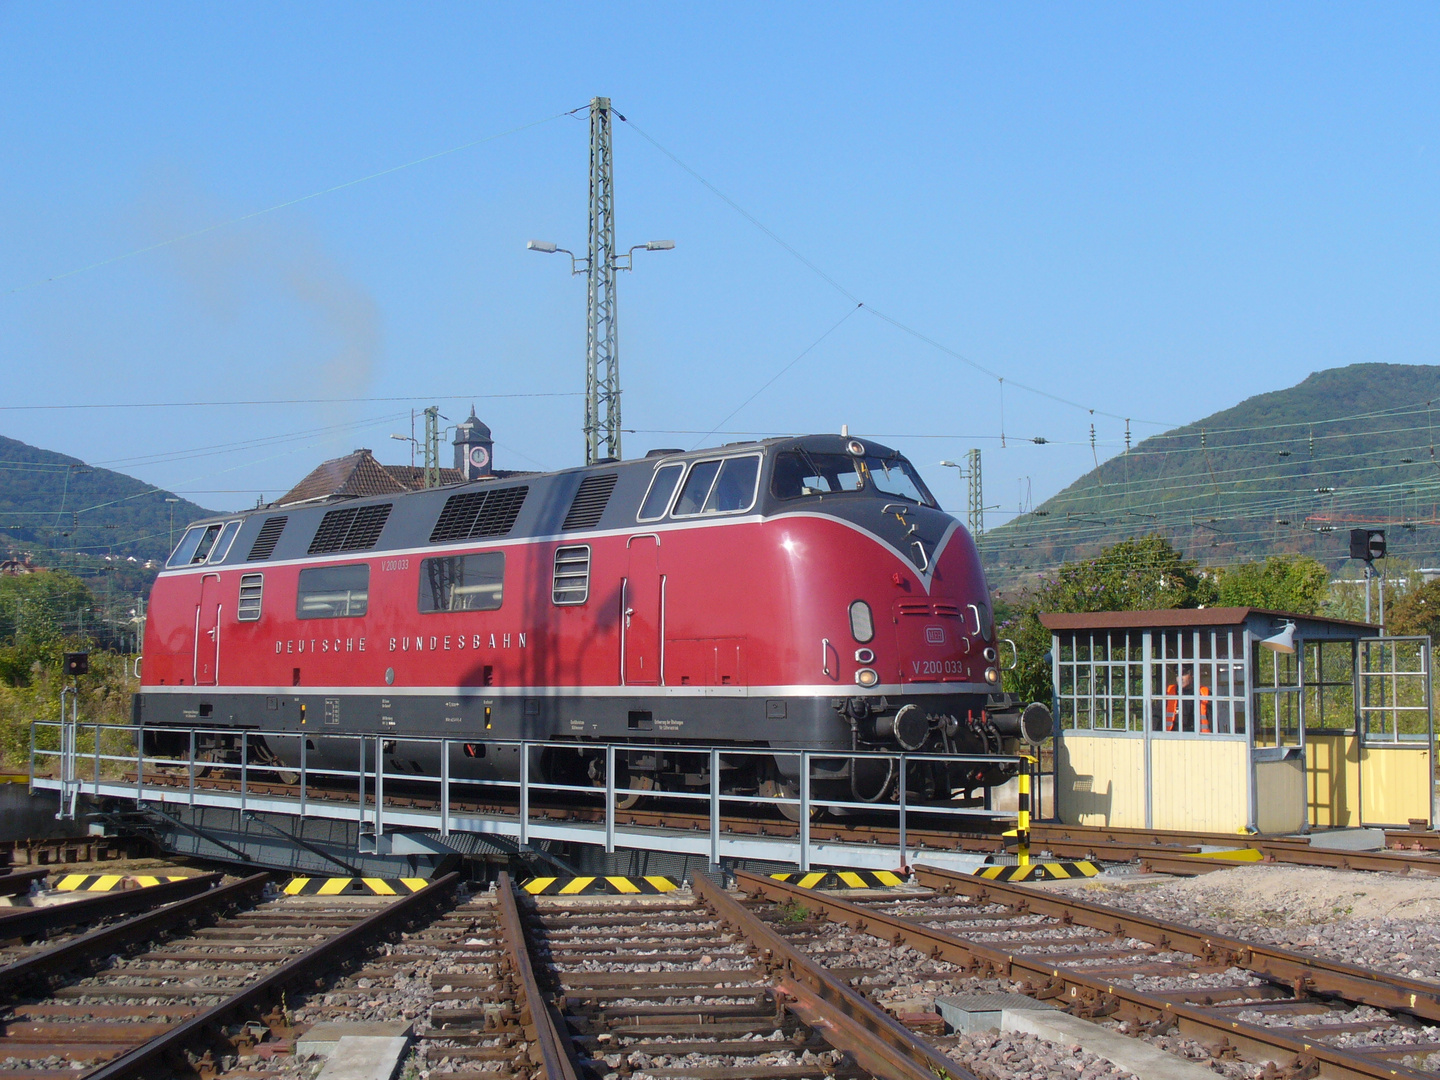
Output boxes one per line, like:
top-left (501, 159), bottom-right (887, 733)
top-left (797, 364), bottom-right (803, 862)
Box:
top-left (528, 97), bottom-right (671, 465)
top-left (586, 96), bottom-right (619, 465)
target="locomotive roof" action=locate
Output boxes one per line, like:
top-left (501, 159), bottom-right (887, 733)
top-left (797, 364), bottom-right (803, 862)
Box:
top-left (172, 432), bottom-right (916, 569)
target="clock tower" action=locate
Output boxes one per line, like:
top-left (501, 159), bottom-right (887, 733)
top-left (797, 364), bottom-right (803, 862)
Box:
top-left (452, 407), bottom-right (494, 480)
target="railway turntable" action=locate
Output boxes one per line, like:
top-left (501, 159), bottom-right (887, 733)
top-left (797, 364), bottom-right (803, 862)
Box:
top-left (1043, 608), bottom-right (1433, 834)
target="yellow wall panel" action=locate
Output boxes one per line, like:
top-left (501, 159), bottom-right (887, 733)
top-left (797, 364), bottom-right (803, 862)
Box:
top-left (1360, 746), bottom-right (1432, 827)
top-left (1149, 739), bottom-right (1250, 833)
top-left (1306, 734), bottom-right (1359, 828)
top-left (1056, 736), bottom-right (1146, 828)
top-left (1256, 757), bottom-right (1307, 834)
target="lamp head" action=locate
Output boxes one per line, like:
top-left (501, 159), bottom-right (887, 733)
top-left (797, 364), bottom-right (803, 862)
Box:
top-left (1260, 620), bottom-right (1297, 654)
top-left (526, 240), bottom-right (559, 253)
top-left (644, 240), bottom-right (675, 251)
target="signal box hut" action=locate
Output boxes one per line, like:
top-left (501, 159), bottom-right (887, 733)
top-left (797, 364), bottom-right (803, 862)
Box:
top-left (1040, 609), bottom-right (1433, 834)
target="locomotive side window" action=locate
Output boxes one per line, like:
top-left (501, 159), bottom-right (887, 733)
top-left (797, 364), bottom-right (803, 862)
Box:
top-left (672, 455), bottom-right (762, 518)
top-left (552, 545), bottom-right (591, 605)
top-left (672, 460), bottom-right (721, 516)
top-left (703, 455), bottom-right (760, 513)
top-left (637, 463), bottom-right (684, 521)
top-left (771, 452), bottom-right (863, 499)
top-left (208, 521), bottom-right (242, 563)
top-left (237, 573), bottom-right (264, 621)
top-left (418, 552), bottom-right (504, 613)
top-left (296, 564), bottom-right (370, 619)
top-left (166, 526), bottom-right (208, 568)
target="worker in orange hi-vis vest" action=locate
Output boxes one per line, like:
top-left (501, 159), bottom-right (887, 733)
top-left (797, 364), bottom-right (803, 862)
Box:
top-left (1165, 670), bottom-right (1203, 731)
top-left (1198, 681), bottom-right (1212, 733)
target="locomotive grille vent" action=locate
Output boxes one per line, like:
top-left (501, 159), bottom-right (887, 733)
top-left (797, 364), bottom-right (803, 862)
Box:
top-left (308, 503), bottom-right (393, 554)
top-left (561, 474), bottom-right (618, 531)
top-left (429, 487), bottom-right (528, 544)
top-left (246, 516), bottom-right (288, 561)
top-left (898, 600), bottom-right (964, 617)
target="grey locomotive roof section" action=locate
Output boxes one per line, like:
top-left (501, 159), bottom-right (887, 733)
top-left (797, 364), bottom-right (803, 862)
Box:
top-left (194, 433), bottom-right (929, 567)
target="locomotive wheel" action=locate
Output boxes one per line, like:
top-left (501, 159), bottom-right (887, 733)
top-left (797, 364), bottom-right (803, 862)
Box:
top-left (594, 758), bottom-right (656, 810)
top-left (615, 771), bottom-right (656, 810)
top-left (759, 777), bottom-right (816, 822)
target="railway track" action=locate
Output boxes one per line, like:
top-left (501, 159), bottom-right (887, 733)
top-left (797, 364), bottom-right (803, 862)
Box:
top-left (741, 864), bottom-right (1440, 1080)
top-left (114, 766), bottom-right (1440, 878)
top-left (0, 871), bottom-right (459, 1080)
top-left (510, 872), bottom-right (970, 1080)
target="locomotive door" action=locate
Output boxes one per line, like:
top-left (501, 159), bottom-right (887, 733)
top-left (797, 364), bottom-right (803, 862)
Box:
top-left (623, 536), bottom-right (661, 686)
top-left (193, 573), bottom-right (221, 686)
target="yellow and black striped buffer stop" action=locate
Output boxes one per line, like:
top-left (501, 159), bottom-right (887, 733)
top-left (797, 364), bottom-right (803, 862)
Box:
top-left (521, 875), bottom-right (680, 896)
top-left (973, 861), bottom-right (1100, 882)
top-left (283, 878), bottom-right (429, 896)
top-left (55, 874), bottom-right (191, 892)
top-left (769, 870), bottom-right (906, 889)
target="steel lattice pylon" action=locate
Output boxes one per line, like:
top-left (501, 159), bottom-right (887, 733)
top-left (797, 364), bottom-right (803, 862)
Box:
top-left (586, 96), bottom-right (620, 465)
top-left (967, 448), bottom-right (984, 537)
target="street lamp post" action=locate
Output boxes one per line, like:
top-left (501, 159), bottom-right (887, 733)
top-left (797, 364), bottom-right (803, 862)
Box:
top-left (164, 498), bottom-right (180, 550)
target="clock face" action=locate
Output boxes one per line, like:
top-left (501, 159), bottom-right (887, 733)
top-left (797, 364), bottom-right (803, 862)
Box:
top-left (468, 445), bottom-right (490, 469)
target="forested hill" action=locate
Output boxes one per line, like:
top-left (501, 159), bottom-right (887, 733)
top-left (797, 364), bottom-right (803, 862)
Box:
top-left (981, 363), bottom-right (1440, 585)
top-left (0, 434), bottom-right (218, 572)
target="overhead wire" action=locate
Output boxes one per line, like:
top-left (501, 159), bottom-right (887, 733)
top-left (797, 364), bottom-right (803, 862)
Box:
top-left (617, 113), bottom-right (1176, 430)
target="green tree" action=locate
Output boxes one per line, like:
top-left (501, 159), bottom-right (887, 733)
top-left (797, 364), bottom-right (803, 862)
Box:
top-left (0, 570), bottom-right (97, 685)
top-left (1214, 554), bottom-right (1329, 613)
top-left (1000, 535), bottom-right (1216, 706)
top-left (1387, 579), bottom-right (1440, 638)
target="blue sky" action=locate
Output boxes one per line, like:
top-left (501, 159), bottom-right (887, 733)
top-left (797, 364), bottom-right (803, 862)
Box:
top-left (2, 3), bottom-right (1438, 527)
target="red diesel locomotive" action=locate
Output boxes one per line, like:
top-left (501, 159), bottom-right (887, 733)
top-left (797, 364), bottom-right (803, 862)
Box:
top-left (136, 420), bottom-right (1049, 807)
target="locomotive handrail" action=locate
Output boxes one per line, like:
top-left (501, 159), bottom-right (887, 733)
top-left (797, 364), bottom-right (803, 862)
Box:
top-left (30, 718), bottom-right (1027, 872)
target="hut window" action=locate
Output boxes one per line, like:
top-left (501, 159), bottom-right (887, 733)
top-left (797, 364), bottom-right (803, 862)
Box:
top-left (1154, 629), bottom-right (1247, 737)
top-left (1055, 631), bottom-right (1145, 733)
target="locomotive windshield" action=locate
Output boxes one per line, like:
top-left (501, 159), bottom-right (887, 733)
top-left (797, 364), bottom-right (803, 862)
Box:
top-left (771, 449), bottom-right (937, 507)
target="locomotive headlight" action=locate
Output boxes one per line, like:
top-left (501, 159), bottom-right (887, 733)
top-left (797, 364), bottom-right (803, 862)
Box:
top-left (984, 666), bottom-right (1000, 685)
top-left (855, 667), bottom-right (880, 688)
top-left (983, 646), bottom-right (997, 663)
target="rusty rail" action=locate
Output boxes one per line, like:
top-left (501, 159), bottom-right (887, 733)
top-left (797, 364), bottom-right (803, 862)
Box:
top-left (913, 863), bottom-right (1440, 1025)
top-left (84, 872), bottom-right (462, 1080)
top-left (0, 872), bottom-right (220, 942)
top-left (690, 871), bottom-right (973, 1080)
top-left (0, 872), bottom-right (251, 996)
top-left (497, 871), bottom-right (582, 1080)
top-left (736, 870), bottom-right (1429, 1080)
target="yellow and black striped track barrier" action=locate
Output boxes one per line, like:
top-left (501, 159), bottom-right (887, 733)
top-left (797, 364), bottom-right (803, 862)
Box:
top-left (974, 861), bottom-right (1100, 882)
top-left (769, 870), bottom-right (906, 889)
top-left (282, 877), bottom-right (429, 896)
top-left (55, 874), bottom-right (191, 892)
top-left (521, 875), bottom-right (680, 896)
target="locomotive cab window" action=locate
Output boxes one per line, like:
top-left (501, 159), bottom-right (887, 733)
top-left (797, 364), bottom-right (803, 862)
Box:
top-left (296, 564), bottom-right (370, 619)
top-left (419, 552), bottom-right (504, 613)
top-left (638, 463), bottom-right (684, 521)
top-left (208, 520), bottom-right (242, 563)
top-left (866, 453), bottom-right (937, 507)
top-left (771, 452), bottom-right (864, 499)
top-left (771, 450), bottom-right (937, 507)
top-left (167, 523), bottom-right (221, 568)
top-left (671, 454), bottom-right (761, 517)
